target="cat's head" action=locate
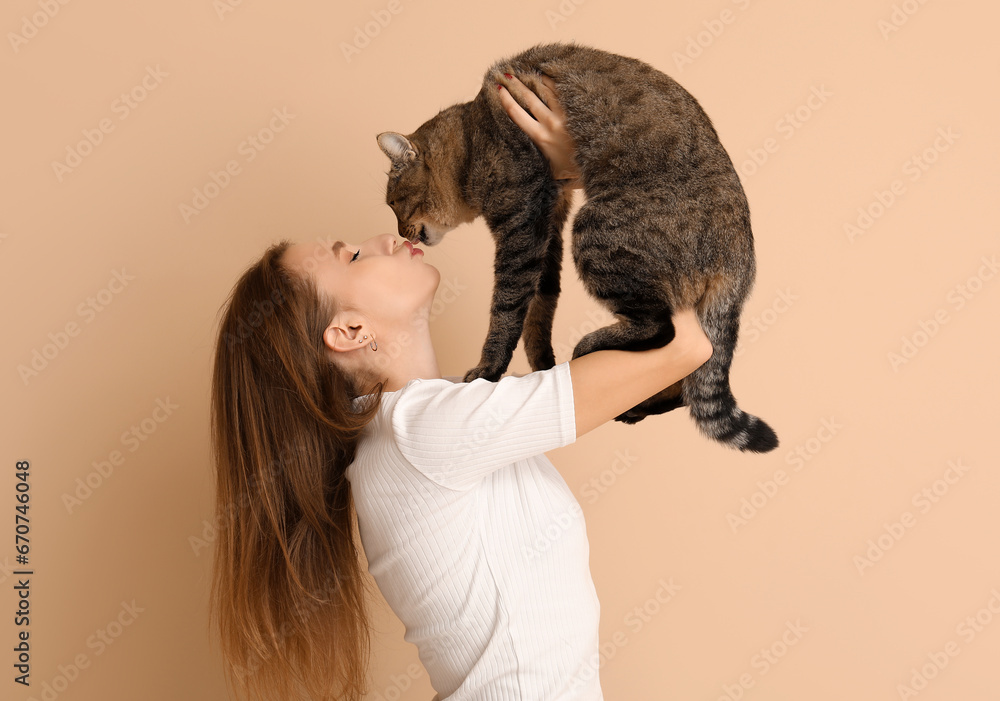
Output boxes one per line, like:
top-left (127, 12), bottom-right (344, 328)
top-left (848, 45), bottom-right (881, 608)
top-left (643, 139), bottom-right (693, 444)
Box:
top-left (376, 130), bottom-right (475, 246)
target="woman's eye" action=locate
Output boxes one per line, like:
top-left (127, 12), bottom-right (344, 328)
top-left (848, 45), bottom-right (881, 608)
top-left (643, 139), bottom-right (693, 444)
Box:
top-left (351, 250), bottom-right (360, 262)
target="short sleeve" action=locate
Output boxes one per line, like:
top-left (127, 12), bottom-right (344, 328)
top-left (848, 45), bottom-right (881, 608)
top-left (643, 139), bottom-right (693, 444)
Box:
top-left (389, 361), bottom-right (577, 491)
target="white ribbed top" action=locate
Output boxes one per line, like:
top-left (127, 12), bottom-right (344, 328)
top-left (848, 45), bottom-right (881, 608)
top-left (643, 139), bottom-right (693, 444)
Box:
top-left (346, 362), bottom-right (603, 700)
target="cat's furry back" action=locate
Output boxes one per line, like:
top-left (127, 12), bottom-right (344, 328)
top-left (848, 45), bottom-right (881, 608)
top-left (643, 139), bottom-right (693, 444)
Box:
top-left (376, 41), bottom-right (778, 453)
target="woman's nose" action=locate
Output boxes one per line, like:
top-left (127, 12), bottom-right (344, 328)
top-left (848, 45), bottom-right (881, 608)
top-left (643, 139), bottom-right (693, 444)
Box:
top-left (378, 232), bottom-right (396, 253)
top-left (360, 233), bottom-right (396, 255)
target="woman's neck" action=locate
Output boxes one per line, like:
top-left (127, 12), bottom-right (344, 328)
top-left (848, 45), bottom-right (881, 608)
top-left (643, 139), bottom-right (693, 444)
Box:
top-left (375, 327), bottom-right (442, 393)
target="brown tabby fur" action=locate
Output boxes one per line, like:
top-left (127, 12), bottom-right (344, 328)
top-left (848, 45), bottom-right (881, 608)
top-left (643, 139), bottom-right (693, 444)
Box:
top-left (376, 41), bottom-right (777, 453)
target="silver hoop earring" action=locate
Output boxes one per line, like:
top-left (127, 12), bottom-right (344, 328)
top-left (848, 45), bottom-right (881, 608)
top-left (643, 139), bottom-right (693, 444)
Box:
top-left (369, 335), bottom-right (378, 352)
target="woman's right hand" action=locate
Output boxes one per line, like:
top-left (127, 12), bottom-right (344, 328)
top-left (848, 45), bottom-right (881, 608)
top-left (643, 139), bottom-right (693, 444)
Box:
top-left (497, 72), bottom-right (583, 189)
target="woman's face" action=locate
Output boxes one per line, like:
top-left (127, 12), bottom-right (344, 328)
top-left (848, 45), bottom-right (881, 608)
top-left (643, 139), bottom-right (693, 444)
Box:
top-left (283, 233), bottom-right (440, 332)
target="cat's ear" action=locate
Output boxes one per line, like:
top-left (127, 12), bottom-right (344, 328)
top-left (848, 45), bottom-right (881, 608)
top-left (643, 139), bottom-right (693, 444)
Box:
top-left (376, 132), bottom-right (418, 166)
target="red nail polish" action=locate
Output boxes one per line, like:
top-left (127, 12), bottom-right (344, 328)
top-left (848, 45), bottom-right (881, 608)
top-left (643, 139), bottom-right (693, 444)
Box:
top-left (497, 84), bottom-right (502, 91)
top-left (504, 73), bottom-right (513, 79)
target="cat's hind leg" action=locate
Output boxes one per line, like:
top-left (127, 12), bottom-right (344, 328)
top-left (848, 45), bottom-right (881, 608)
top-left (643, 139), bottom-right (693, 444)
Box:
top-left (569, 197), bottom-right (685, 422)
top-left (569, 200), bottom-right (678, 359)
top-left (571, 313), bottom-right (672, 359)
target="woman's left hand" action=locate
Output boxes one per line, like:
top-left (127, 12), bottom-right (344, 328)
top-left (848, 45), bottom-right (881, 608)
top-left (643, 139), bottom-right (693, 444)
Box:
top-left (497, 72), bottom-right (583, 189)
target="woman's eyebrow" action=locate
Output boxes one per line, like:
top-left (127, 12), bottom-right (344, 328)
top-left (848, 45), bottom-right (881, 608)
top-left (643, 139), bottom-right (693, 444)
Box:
top-left (332, 240), bottom-right (345, 256)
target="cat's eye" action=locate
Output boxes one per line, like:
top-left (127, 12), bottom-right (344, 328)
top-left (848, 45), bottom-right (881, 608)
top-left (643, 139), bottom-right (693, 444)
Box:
top-left (351, 250), bottom-right (360, 262)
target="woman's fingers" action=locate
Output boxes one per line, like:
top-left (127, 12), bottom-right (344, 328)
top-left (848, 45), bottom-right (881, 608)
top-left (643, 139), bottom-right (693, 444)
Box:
top-left (498, 70), bottom-right (582, 187)
top-left (503, 72), bottom-right (565, 131)
top-left (502, 74), bottom-right (547, 120)
top-left (497, 71), bottom-right (568, 132)
top-left (497, 83), bottom-right (545, 143)
top-left (536, 74), bottom-right (568, 121)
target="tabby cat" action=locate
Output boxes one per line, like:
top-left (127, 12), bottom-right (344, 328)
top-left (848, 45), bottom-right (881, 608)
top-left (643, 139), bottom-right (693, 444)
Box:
top-left (376, 41), bottom-right (778, 453)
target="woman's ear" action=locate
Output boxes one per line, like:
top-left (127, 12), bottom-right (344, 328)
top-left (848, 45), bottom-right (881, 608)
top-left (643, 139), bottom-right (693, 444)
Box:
top-left (323, 313), bottom-right (371, 354)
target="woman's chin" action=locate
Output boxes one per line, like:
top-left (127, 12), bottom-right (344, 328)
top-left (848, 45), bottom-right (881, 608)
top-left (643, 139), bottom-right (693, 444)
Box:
top-left (427, 265), bottom-right (442, 289)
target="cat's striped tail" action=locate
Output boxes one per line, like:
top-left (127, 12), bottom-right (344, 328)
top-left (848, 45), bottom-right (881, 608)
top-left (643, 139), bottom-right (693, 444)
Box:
top-left (681, 311), bottom-right (778, 453)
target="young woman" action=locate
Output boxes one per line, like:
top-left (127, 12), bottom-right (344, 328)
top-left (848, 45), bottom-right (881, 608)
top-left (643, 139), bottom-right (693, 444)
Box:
top-left (209, 73), bottom-right (713, 701)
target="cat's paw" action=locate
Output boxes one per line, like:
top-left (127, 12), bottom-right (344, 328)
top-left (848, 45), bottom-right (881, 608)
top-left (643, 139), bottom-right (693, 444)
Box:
top-left (572, 330), bottom-right (611, 359)
top-left (614, 408), bottom-right (648, 424)
top-left (463, 365), bottom-right (504, 383)
top-left (571, 339), bottom-right (597, 360)
top-left (527, 352), bottom-right (556, 372)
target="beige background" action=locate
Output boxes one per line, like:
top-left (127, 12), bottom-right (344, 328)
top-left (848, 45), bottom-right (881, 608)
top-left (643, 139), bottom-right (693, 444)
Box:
top-left (2, 0), bottom-right (998, 699)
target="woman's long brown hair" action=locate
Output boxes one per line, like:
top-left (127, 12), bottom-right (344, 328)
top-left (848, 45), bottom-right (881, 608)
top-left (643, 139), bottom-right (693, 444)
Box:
top-left (208, 239), bottom-right (383, 700)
